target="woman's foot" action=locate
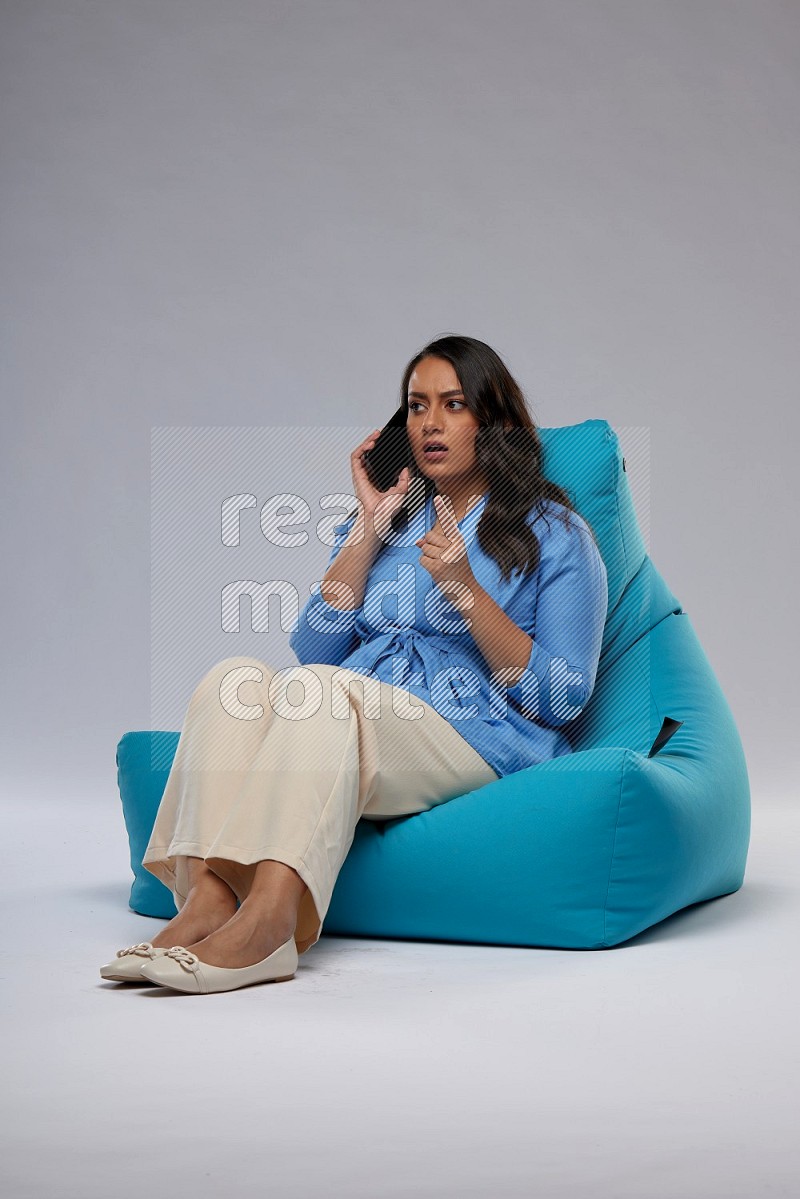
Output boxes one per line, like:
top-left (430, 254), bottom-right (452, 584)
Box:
top-left (150, 869), bottom-right (238, 950)
top-left (182, 904), bottom-right (296, 969)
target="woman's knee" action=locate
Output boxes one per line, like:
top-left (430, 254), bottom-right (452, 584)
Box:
top-left (189, 658), bottom-right (376, 725)
top-left (270, 663), bottom-right (381, 721)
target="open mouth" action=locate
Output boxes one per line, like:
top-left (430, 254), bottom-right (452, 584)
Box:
top-left (423, 443), bottom-right (449, 458)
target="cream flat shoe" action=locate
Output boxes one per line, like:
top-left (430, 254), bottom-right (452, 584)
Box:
top-left (139, 937), bottom-right (298, 994)
top-left (100, 941), bottom-right (170, 983)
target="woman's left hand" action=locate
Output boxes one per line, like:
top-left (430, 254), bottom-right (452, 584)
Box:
top-left (415, 494), bottom-right (477, 607)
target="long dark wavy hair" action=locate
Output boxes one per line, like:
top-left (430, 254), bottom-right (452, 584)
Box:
top-left (355, 334), bottom-right (598, 583)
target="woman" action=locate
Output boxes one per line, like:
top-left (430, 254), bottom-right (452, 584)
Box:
top-left (100, 334), bottom-right (608, 994)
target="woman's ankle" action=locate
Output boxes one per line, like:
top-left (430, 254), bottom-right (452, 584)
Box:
top-left (185, 858), bottom-right (236, 896)
top-left (236, 894), bottom-right (297, 945)
top-left (185, 861), bottom-right (238, 904)
top-left (150, 883), bottom-right (238, 948)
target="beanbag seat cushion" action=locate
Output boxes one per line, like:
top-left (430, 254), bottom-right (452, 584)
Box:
top-left (115, 419), bottom-right (750, 948)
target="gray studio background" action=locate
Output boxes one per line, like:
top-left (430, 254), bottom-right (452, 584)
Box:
top-left (3, 0), bottom-right (798, 802)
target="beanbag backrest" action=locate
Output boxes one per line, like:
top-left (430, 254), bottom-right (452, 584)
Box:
top-left (540, 419), bottom-right (647, 612)
top-left (542, 420), bottom-right (684, 757)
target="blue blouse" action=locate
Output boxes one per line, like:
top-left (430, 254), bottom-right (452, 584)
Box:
top-left (289, 491), bottom-right (608, 779)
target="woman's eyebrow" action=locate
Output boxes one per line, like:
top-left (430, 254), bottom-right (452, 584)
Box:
top-left (408, 389), bottom-right (464, 398)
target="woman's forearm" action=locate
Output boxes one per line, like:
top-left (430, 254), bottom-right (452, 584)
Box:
top-left (318, 512), bottom-right (383, 611)
top-left (455, 578), bottom-right (534, 685)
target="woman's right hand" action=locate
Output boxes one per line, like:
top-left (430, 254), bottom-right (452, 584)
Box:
top-left (350, 427), bottom-right (412, 540)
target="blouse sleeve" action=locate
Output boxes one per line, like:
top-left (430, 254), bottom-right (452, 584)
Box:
top-left (504, 512), bottom-right (608, 728)
top-left (288, 511), bottom-right (364, 666)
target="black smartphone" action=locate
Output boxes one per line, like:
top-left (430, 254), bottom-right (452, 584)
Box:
top-left (362, 406), bottom-right (412, 492)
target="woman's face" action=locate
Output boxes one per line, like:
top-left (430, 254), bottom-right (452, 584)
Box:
top-left (406, 357), bottom-right (487, 495)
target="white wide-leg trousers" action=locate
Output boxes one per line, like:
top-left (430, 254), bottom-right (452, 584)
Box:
top-left (142, 656), bottom-right (499, 954)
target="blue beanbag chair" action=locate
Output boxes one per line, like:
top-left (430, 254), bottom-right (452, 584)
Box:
top-left (115, 419), bottom-right (751, 948)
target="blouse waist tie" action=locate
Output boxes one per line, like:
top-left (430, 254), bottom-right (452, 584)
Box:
top-left (345, 626), bottom-right (484, 712)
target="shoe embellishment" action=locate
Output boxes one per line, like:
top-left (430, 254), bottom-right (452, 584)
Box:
top-left (116, 942), bottom-right (157, 959)
top-left (165, 946), bottom-right (200, 973)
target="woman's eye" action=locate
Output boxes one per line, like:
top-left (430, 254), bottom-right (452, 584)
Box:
top-left (408, 400), bottom-right (465, 412)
